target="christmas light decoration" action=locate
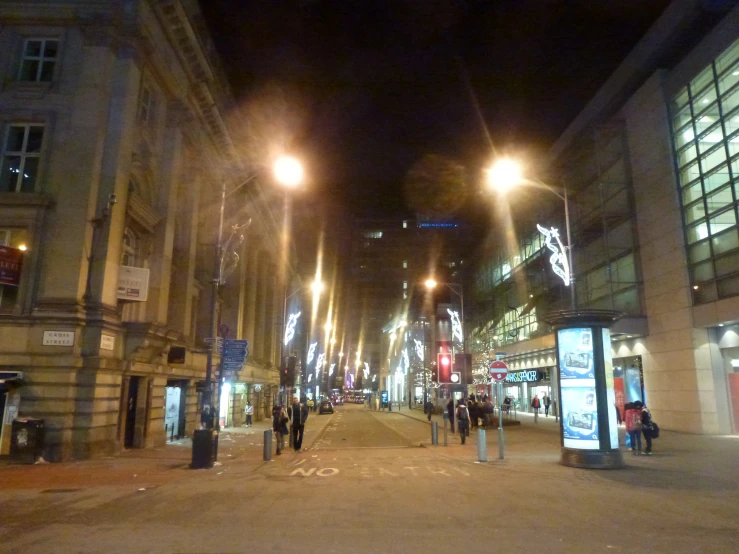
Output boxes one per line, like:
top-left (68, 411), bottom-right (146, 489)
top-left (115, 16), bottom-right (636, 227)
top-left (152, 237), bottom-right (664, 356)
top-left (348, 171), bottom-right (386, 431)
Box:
top-left (284, 312), bottom-right (301, 345)
top-left (537, 224), bottom-right (570, 286)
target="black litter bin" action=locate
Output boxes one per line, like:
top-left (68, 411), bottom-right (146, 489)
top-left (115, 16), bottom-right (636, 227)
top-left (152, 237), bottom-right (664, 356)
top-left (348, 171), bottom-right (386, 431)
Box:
top-left (191, 429), bottom-right (218, 469)
top-left (10, 418), bottom-right (44, 464)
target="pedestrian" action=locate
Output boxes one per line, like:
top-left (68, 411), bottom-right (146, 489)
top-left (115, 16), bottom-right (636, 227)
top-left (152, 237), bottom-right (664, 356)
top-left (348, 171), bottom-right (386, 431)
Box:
top-left (456, 400), bottom-right (470, 444)
top-left (244, 401), bottom-right (253, 427)
top-left (287, 397), bottom-right (309, 452)
top-left (307, 397), bottom-right (314, 413)
top-left (531, 395), bottom-right (541, 422)
top-left (543, 395), bottom-right (551, 417)
top-left (624, 402), bottom-right (643, 455)
top-left (615, 403), bottom-right (622, 425)
top-left (200, 405), bottom-right (215, 429)
top-left (483, 395), bottom-right (494, 426)
top-left (272, 404), bottom-right (288, 455)
top-left (468, 395), bottom-right (478, 429)
top-left (447, 399), bottom-right (455, 433)
top-left (638, 401), bottom-right (654, 456)
top-left (425, 399), bottom-right (433, 421)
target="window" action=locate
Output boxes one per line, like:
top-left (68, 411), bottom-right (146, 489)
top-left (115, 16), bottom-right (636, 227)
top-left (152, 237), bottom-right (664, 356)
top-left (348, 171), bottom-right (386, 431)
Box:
top-left (138, 85), bottom-right (158, 126)
top-left (669, 38), bottom-right (739, 304)
top-left (363, 231), bottom-right (383, 239)
top-left (121, 227), bottom-right (142, 267)
top-left (403, 281), bottom-right (408, 290)
top-left (0, 228), bottom-right (28, 312)
top-left (0, 125), bottom-right (44, 193)
top-left (403, 220), bottom-right (408, 229)
top-left (19, 39), bottom-right (58, 82)
top-left (402, 260), bottom-right (407, 268)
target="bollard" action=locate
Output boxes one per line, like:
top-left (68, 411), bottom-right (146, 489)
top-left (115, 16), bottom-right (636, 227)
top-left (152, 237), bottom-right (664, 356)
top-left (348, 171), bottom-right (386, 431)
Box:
top-left (431, 421), bottom-right (438, 445)
top-left (263, 430), bottom-right (272, 461)
top-left (477, 429), bottom-right (487, 462)
top-left (443, 412), bottom-right (448, 446)
top-left (388, 401), bottom-right (392, 412)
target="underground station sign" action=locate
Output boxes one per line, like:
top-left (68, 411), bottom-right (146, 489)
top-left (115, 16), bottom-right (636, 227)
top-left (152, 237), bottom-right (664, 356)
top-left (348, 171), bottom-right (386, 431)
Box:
top-left (489, 360), bottom-right (509, 381)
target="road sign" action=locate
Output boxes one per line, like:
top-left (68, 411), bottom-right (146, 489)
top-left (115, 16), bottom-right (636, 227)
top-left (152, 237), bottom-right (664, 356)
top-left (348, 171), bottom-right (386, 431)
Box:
top-left (223, 339), bottom-right (249, 364)
top-left (222, 362), bottom-right (244, 372)
top-left (205, 337), bottom-right (223, 354)
top-left (489, 360), bottom-right (509, 381)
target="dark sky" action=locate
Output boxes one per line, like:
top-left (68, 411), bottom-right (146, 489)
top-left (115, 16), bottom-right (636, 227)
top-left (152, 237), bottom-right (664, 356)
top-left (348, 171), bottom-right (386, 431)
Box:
top-left (199, 0), bottom-right (672, 219)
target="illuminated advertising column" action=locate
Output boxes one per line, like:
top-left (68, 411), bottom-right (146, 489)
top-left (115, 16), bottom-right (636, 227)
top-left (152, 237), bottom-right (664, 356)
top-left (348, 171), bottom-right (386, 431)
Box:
top-left (547, 310), bottom-right (623, 469)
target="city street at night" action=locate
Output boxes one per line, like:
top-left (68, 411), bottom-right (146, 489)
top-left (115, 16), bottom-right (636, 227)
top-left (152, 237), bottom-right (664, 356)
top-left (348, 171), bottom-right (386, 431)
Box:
top-left (2, 404), bottom-right (738, 553)
top-left (3, 1), bottom-right (739, 552)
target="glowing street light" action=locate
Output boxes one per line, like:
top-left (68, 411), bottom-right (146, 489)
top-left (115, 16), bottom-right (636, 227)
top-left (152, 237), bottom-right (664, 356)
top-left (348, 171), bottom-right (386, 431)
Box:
top-left (273, 156), bottom-right (304, 189)
top-left (486, 157), bottom-right (523, 193)
top-left (425, 278), bottom-right (437, 290)
top-left (310, 280), bottom-right (324, 296)
top-left (324, 321), bottom-right (333, 333)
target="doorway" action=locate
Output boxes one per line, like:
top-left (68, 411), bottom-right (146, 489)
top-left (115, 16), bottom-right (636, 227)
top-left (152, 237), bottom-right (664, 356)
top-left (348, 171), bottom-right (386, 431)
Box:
top-left (124, 376), bottom-right (140, 448)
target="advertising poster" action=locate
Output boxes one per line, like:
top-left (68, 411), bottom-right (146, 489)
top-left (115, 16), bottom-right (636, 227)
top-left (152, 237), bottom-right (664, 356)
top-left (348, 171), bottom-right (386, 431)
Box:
top-left (558, 327), bottom-right (599, 450)
top-left (558, 328), bottom-right (594, 379)
top-left (602, 328), bottom-right (619, 449)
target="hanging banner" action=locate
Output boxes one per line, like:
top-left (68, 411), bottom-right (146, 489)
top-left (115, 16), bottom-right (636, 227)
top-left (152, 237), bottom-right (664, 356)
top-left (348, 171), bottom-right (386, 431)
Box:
top-left (0, 245), bottom-right (23, 286)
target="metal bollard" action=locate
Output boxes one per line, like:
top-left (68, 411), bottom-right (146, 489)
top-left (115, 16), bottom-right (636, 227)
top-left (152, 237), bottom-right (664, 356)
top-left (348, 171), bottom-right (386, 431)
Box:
top-left (388, 401), bottom-right (392, 411)
top-left (263, 430), bottom-right (272, 461)
top-left (477, 429), bottom-right (487, 462)
top-left (443, 412), bottom-right (448, 446)
top-left (431, 421), bottom-right (438, 445)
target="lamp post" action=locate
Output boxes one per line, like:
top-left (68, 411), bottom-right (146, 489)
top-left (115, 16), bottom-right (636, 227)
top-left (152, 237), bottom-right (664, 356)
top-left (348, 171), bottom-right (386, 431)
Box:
top-left (486, 158), bottom-right (575, 310)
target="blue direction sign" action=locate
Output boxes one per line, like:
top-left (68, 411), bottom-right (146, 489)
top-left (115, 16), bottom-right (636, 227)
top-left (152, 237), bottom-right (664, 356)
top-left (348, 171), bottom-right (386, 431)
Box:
top-left (222, 339), bottom-right (249, 365)
top-left (222, 362), bottom-right (245, 372)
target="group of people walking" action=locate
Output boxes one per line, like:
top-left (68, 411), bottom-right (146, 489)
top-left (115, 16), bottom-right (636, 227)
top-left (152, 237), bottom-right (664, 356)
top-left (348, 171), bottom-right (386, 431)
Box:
top-left (271, 397), bottom-right (310, 455)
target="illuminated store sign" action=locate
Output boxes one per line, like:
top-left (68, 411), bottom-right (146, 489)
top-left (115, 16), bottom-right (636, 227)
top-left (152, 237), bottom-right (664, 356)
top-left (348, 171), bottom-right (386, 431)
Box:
top-left (284, 312), bottom-right (301, 345)
top-left (537, 224), bottom-right (570, 286)
top-left (504, 370), bottom-right (540, 383)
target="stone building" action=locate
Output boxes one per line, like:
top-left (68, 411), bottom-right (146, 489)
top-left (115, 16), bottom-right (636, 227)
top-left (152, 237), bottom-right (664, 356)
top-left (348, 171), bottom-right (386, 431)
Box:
top-left (0, 0), bottom-right (296, 460)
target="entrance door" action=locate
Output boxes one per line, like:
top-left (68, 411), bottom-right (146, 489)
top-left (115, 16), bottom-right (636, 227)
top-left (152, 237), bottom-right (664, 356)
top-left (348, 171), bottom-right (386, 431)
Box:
top-left (124, 377), bottom-right (140, 448)
top-left (164, 386), bottom-right (180, 440)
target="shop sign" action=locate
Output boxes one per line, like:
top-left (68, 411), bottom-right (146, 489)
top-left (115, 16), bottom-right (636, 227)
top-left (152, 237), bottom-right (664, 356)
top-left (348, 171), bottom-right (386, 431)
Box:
top-left (42, 330), bottom-right (75, 346)
top-left (117, 265), bottom-right (150, 302)
top-left (504, 370), bottom-right (540, 383)
top-left (0, 245), bottom-right (23, 286)
top-left (100, 334), bottom-right (115, 351)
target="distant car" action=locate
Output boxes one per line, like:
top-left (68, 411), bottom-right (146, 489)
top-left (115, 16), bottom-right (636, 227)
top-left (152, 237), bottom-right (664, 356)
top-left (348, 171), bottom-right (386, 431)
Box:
top-left (319, 400), bottom-right (334, 414)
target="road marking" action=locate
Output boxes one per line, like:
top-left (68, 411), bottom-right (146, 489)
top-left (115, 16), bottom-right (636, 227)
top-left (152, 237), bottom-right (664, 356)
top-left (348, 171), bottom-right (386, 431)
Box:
top-left (286, 465), bottom-right (469, 478)
top-left (316, 468), bottom-right (339, 477)
top-left (290, 468), bottom-right (316, 477)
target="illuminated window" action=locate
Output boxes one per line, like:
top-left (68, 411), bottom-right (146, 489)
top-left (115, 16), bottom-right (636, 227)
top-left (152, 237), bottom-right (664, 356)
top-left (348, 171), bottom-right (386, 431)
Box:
top-left (0, 228), bottom-right (28, 312)
top-left (403, 261), bottom-right (407, 268)
top-left (0, 124), bottom-right (44, 192)
top-left (669, 38), bottom-right (739, 304)
top-left (403, 281), bottom-right (408, 289)
top-left (19, 39), bottom-right (58, 82)
top-left (403, 221), bottom-right (408, 229)
top-left (364, 231), bottom-right (383, 239)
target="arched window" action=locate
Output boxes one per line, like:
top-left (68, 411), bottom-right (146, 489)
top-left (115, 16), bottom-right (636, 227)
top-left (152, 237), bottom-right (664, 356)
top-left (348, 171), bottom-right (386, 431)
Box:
top-left (121, 227), bottom-right (141, 267)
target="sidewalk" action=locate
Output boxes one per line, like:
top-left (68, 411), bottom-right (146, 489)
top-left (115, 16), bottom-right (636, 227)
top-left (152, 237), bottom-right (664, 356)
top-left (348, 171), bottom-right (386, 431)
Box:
top-left (386, 404), bottom-right (739, 477)
top-left (0, 410), bottom-right (335, 490)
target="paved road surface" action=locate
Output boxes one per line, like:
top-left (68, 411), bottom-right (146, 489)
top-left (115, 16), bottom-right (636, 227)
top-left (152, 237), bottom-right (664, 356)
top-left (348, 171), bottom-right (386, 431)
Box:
top-left (1, 404), bottom-right (737, 554)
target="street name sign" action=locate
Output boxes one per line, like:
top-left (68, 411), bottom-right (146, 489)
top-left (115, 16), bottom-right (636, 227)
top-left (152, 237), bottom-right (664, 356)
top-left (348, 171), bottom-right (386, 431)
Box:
top-left (489, 360), bottom-right (509, 381)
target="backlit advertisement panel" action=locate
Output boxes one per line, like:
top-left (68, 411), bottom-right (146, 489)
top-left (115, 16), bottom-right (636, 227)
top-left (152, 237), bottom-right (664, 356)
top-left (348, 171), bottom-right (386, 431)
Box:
top-left (558, 328), bottom-right (599, 450)
top-left (603, 328), bottom-right (619, 449)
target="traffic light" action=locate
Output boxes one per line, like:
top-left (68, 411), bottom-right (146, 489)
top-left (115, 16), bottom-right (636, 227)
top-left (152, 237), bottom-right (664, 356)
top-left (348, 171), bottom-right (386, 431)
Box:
top-left (437, 352), bottom-right (452, 383)
top-left (455, 353), bottom-right (472, 384)
top-left (285, 355), bottom-right (297, 386)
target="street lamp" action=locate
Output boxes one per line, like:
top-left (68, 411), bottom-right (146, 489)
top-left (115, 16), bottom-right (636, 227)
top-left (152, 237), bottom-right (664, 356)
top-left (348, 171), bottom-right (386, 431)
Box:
top-left (486, 157), bottom-right (575, 309)
top-left (310, 279), bottom-right (325, 296)
top-left (273, 155), bottom-right (304, 189)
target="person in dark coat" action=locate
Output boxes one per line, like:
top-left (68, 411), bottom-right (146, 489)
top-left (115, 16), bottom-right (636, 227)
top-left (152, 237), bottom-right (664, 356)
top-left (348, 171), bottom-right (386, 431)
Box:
top-left (287, 398), bottom-right (309, 452)
top-left (200, 405), bottom-right (215, 429)
top-left (468, 395), bottom-right (478, 429)
top-left (446, 399), bottom-right (455, 433)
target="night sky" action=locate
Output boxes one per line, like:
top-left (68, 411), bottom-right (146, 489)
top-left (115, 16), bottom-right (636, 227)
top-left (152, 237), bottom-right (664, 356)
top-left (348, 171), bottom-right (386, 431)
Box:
top-left (199, 0), bottom-right (672, 220)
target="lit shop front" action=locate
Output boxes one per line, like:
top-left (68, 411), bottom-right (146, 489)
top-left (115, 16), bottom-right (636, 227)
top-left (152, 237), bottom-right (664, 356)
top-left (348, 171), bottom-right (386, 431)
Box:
top-left (503, 368), bottom-right (553, 412)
